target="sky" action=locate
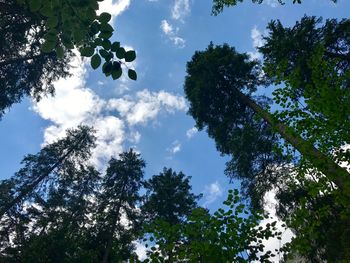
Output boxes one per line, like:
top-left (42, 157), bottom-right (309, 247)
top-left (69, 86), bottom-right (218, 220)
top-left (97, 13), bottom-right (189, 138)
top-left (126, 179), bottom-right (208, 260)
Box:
top-left (1, 0), bottom-right (350, 260)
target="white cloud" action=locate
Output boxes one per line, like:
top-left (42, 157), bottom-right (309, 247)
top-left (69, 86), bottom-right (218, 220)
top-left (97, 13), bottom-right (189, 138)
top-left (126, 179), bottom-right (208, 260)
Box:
top-left (134, 241), bottom-right (148, 261)
top-left (160, 20), bottom-right (186, 48)
top-left (168, 140), bottom-right (181, 154)
top-left (90, 116), bottom-right (125, 168)
top-left (248, 26), bottom-right (264, 61)
top-left (186, 127), bottom-right (198, 139)
top-left (33, 55), bottom-right (186, 170)
top-left (108, 89), bottom-right (187, 126)
top-left (256, 190), bottom-right (294, 262)
top-left (98, 0), bottom-right (131, 23)
top-left (251, 27), bottom-right (264, 48)
top-left (265, 0), bottom-right (279, 7)
top-left (203, 181), bottom-right (223, 207)
top-left (172, 36), bottom-right (186, 47)
top-left (128, 130), bottom-right (141, 144)
top-left (160, 19), bottom-right (174, 35)
top-left (171, 0), bottom-right (191, 21)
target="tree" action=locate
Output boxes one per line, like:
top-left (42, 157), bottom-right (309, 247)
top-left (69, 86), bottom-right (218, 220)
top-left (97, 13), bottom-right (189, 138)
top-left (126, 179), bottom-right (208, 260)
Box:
top-left (212, 0), bottom-right (338, 15)
top-left (0, 125), bottom-right (96, 219)
top-left (143, 189), bottom-right (282, 262)
top-left (259, 17), bottom-right (350, 261)
top-left (143, 168), bottom-right (202, 225)
top-left (260, 16), bottom-right (350, 164)
top-left (0, 149), bottom-right (146, 262)
top-left (0, 126), bottom-right (97, 261)
top-left (0, 0), bottom-right (136, 117)
top-left (141, 168), bottom-right (201, 262)
top-left (8, 166), bottom-right (101, 263)
top-left (184, 17), bottom-right (350, 261)
top-left (92, 150), bottom-right (146, 263)
top-left (184, 43), bottom-right (350, 202)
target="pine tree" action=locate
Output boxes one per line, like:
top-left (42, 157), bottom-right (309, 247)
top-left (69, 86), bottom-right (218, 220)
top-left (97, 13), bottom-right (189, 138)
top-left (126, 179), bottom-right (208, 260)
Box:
top-left (92, 150), bottom-right (146, 263)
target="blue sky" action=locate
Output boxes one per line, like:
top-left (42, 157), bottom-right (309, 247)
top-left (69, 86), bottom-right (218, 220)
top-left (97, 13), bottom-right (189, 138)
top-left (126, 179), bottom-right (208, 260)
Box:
top-left (1, 0), bottom-right (350, 213)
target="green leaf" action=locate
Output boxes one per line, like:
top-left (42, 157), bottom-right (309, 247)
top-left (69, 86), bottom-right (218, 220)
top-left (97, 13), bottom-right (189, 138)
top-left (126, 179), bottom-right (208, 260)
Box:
top-left (116, 47), bottom-right (126, 59)
top-left (111, 41), bottom-right (120, 52)
top-left (40, 3), bottom-right (54, 17)
top-left (94, 38), bottom-right (103, 46)
top-left (86, 8), bottom-right (96, 21)
top-left (112, 61), bottom-right (121, 70)
top-left (98, 12), bottom-right (112, 24)
top-left (73, 30), bottom-right (86, 43)
top-left (111, 61), bottom-right (122, 79)
top-left (125, 50), bottom-right (136, 62)
top-left (100, 23), bottom-right (113, 33)
top-left (91, 54), bottom-right (101, 69)
top-left (102, 39), bottom-right (111, 50)
top-left (80, 47), bottom-right (95, 57)
top-left (29, 0), bottom-right (41, 12)
top-left (61, 34), bottom-right (74, 49)
top-left (99, 49), bottom-right (110, 59)
top-left (55, 46), bottom-right (64, 59)
top-left (111, 68), bottom-right (122, 80)
top-left (98, 31), bottom-right (113, 39)
top-left (128, 69), bottom-right (137, 81)
top-left (102, 61), bottom-right (113, 76)
top-left (42, 40), bottom-right (56, 53)
top-left (47, 16), bottom-right (58, 28)
top-left (90, 21), bottom-right (101, 35)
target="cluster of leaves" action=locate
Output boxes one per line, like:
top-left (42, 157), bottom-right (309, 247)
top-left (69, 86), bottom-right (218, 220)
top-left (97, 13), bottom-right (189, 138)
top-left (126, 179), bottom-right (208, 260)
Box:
top-left (212, 0), bottom-right (337, 15)
top-left (0, 0), bottom-right (72, 117)
top-left (0, 0), bottom-right (137, 117)
top-left (142, 189), bottom-right (282, 263)
top-left (18, 0), bottom-right (137, 80)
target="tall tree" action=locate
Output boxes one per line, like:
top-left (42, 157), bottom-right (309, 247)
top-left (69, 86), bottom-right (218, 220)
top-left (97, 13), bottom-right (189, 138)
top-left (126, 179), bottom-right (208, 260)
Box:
top-left (142, 168), bottom-right (202, 262)
top-left (184, 16), bottom-right (350, 261)
top-left (143, 168), bottom-right (202, 225)
top-left (0, 125), bottom-right (96, 219)
top-left (2, 166), bottom-right (101, 263)
top-left (184, 43), bottom-right (350, 202)
top-left (92, 150), bottom-right (145, 263)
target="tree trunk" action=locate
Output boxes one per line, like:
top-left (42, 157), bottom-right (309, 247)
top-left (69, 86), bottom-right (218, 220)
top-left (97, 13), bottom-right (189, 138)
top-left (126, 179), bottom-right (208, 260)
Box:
top-left (237, 90), bottom-right (350, 193)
